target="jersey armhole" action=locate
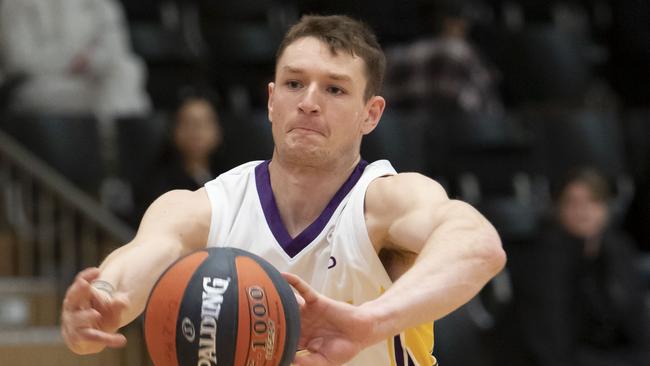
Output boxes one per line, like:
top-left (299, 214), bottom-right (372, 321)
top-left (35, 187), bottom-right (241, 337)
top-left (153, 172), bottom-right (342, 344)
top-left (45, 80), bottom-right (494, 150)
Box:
top-left (350, 165), bottom-right (396, 286)
top-left (204, 180), bottom-right (222, 246)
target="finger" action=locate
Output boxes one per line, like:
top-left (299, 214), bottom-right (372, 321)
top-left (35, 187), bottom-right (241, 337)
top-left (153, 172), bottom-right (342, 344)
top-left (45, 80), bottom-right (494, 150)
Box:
top-left (64, 269), bottom-right (101, 311)
top-left (91, 293), bottom-right (128, 327)
top-left (306, 337), bottom-right (324, 353)
top-left (110, 294), bottom-right (129, 314)
top-left (282, 272), bottom-right (319, 303)
top-left (287, 285), bottom-right (306, 309)
top-left (77, 328), bottom-right (127, 348)
top-left (292, 350), bottom-right (329, 366)
top-left (102, 294), bottom-right (129, 324)
top-left (77, 267), bottom-right (101, 281)
top-left (68, 308), bottom-right (102, 328)
top-left (89, 286), bottom-right (115, 313)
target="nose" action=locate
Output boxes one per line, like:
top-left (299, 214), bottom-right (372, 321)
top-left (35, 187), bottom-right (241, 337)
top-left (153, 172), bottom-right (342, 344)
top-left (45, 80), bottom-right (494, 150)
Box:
top-left (297, 85), bottom-right (321, 114)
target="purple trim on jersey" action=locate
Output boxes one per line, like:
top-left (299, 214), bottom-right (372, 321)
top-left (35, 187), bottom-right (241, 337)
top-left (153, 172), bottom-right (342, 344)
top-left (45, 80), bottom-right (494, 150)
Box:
top-left (393, 335), bottom-right (416, 366)
top-left (394, 335), bottom-right (405, 366)
top-left (255, 159), bottom-right (368, 258)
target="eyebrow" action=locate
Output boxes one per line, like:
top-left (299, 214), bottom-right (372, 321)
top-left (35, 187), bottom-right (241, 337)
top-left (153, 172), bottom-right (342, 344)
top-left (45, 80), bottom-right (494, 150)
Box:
top-left (282, 66), bottom-right (352, 83)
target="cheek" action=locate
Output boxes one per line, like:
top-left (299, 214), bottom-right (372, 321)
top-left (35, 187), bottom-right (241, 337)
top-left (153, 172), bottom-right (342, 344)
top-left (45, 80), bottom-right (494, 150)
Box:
top-left (589, 206), bottom-right (608, 225)
top-left (332, 107), bottom-right (364, 132)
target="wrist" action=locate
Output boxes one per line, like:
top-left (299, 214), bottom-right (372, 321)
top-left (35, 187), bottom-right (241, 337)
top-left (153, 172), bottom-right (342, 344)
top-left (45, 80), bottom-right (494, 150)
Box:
top-left (357, 299), bottom-right (400, 346)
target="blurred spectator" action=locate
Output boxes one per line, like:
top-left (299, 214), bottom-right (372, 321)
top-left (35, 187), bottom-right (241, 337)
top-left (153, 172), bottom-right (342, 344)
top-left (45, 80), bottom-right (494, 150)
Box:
top-left (133, 87), bottom-right (225, 220)
top-left (512, 168), bottom-right (649, 366)
top-left (384, 0), bottom-right (503, 117)
top-left (0, 0), bottom-right (151, 119)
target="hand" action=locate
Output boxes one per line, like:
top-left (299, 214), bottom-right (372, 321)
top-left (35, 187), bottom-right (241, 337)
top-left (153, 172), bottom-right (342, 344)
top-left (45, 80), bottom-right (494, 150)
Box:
top-left (69, 54), bottom-right (90, 75)
top-left (60, 268), bottom-right (129, 355)
top-left (283, 273), bottom-right (377, 366)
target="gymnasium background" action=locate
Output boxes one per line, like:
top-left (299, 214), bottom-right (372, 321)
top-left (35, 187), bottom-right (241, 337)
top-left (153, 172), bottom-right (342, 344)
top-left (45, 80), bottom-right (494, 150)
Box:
top-left (0, 1), bottom-right (648, 365)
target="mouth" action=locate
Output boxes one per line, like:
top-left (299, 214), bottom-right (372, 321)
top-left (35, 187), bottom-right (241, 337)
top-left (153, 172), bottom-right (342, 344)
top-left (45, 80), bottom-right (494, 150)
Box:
top-left (289, 126), bottom-right (325, 136)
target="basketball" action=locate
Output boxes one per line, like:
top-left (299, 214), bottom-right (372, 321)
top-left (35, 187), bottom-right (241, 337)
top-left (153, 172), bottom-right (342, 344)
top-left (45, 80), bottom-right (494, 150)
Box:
top-left (143, 247), bottom-right (300, 366)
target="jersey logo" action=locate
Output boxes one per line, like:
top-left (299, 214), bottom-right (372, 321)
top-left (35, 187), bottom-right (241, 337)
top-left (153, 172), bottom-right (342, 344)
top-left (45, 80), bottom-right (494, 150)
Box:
top-left (328, 256), bottom-right (337, 269)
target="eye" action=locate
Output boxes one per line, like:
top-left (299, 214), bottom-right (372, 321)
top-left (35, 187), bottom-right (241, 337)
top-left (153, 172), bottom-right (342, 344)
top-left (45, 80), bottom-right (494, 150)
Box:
top-left (327, 86), bottom-right (345, 95)
top-left (286, 80), bottom-right (302, 89)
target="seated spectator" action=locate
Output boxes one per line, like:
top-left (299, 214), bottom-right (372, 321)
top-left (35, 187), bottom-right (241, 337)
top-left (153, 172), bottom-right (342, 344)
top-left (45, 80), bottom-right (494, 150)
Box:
top-left (0, 0), bottom-right (151, 119)
top-left (384, 0), bottom-right (503, 117)
top-left (512, 168), bottom-right (649, 366)
top-left (133, 87), bottom-right (225, 220)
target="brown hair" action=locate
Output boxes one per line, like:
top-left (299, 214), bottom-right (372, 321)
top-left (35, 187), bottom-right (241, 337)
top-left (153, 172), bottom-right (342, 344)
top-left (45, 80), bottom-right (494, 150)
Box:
top-left (556, 167), bottom-right (612, 203)
top-left (275, 15), bottom-right (386, 101)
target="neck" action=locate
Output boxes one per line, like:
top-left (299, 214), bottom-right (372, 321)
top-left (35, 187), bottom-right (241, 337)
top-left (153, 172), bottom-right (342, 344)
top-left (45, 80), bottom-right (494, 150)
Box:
top-left (268, 153), bottom-right (361, 237)
top-left (183, 157), bottom-right (211, 175)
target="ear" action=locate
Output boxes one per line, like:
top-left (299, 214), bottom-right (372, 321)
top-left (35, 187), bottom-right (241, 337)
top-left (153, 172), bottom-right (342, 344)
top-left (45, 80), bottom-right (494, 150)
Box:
top-left (361, 95), bottom-right (386, 135)
top-left (267, 82), bottom-right (275, 123)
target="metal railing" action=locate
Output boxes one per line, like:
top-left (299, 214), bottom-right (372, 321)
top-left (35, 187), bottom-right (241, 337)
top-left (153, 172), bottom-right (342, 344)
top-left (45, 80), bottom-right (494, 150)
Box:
top-left (0, 129), bottom-right (134, 283)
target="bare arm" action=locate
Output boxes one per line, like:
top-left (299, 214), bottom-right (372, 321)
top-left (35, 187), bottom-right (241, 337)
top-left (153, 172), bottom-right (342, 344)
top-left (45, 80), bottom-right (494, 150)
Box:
top-left (98, 189), bottom-right (211, 324)
top-left (61, 188), bottom-right (211, 354)
top-left (362, 172), bottom-right (506, 342)
top-left (289, 173), bottom-right (506, 365)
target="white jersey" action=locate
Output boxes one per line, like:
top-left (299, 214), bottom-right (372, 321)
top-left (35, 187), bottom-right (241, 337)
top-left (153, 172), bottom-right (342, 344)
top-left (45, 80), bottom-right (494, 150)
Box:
top-left (204, 160), bottom-right (437, 366)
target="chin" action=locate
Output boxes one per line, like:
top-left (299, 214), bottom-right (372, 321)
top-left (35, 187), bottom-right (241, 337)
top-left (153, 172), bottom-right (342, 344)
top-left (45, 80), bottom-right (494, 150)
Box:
top-left (280, 144), bottom-right (331, 167)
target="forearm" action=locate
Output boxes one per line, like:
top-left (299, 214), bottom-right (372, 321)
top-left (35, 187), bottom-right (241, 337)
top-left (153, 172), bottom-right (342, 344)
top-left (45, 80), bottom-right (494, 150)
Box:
top-left (363, 210), bottom-right (505, 343)
top-left (97, 239), bottom-right (186, 327)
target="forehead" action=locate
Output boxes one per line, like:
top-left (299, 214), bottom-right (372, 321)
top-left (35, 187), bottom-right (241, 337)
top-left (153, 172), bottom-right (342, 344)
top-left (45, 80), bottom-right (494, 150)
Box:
top-left (563, 182), bottom-right (596, 199)
top-left (276, 37), bottom-right (367, 82)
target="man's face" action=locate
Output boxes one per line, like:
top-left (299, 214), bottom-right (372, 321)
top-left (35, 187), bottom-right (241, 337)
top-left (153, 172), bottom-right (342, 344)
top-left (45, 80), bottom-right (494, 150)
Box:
top-left (558, 182), bottom-right (609, 239)
top-left (267, 37), bottom-right (384, 167)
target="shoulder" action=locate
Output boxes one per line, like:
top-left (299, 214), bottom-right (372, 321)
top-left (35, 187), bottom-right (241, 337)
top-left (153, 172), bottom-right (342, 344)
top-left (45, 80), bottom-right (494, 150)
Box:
top-left (136, 188), bottom-right (211, 250)
top-left (152, 188), bottom-right (210, 208)
top-left (363, 172), bottom-right (450, 247)
top-left (602, 228), bottom-right (639, 259)
top-left (365, 172), bottom-right (449, 214)
top-left (143, 189), bottom-right (210, 224)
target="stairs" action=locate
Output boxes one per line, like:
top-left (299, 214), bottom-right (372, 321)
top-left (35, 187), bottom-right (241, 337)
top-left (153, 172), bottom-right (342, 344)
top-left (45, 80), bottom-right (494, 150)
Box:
top-left (0, 327), bottom-right (124, 366)
top-left (0, 277), bottom-right (58, 327)
top-left (0, 128), bottom-right (146, 365)
top-left (0, 276), bottom-right (150, 365)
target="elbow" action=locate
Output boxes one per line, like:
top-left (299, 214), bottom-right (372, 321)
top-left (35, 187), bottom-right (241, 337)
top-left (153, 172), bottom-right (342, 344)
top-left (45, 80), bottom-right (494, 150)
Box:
top-left (479, 225), bottom-right (507, 276)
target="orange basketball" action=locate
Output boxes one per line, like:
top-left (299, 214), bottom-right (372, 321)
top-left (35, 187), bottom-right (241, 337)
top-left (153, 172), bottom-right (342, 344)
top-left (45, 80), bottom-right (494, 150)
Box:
top-left (144, 247), bottom-right (300, 366)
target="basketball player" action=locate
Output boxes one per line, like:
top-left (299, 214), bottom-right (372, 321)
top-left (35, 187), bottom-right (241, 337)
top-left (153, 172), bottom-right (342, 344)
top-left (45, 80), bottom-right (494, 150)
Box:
top-left (60, 15), bottom-right (506, 366)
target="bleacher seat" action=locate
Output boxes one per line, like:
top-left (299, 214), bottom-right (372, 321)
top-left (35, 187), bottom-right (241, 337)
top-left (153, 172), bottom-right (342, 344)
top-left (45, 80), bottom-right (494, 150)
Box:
top-left (478, 196), bottom-right (541, 244)
top-left (525, 107), bottom-right (627, 183)
top-left (501, 25), bottom-right (593, 105)
top-left (128, 16), bottom-right (207, 110)
top-left (197, 0), bottom-right (278, 21)
top-left (204, 23), bottom-right (281, 66)
top-left (362, 108), bottom-right (429, 175)
top-left (130, 22), bottom-right (193, 63)
top-left (442, 110), bottom-right (540, 199)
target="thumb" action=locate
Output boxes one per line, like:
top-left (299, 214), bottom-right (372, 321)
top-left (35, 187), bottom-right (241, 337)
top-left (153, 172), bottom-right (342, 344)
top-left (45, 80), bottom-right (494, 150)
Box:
top-left (307, 337), bottom-right (324, 352)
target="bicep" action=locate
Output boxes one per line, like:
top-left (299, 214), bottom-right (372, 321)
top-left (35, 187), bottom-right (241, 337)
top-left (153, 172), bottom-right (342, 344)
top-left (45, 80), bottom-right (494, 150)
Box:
top-left (368, 173), bottom-right (449, 254)
top-left (134, 189), bottom-right (211, 252)
top-left (390, 202), bottom-right (493, 259)
top-left (369, 173), bottom-right (490, 254)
